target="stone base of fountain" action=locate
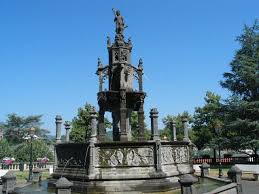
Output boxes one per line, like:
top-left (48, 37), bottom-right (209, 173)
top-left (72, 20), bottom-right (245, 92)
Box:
top-left (48, 141), bottom-right (193, 193)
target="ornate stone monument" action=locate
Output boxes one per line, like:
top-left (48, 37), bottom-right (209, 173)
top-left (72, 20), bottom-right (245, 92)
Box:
top-left (49, 9), bottom-right (193, 193)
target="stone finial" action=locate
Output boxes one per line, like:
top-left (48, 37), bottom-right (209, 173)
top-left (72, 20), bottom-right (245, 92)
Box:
top-left (32, 168), bottom-right (42, 183)
top-left (227, 166), bottom-right (242, 182)
top-left (178, 174), bottom-right (198, 194)
top-left (107, 36), bottom-right (111, 47)
top-left (97, 58), bottom-right (103, 69)
top-left (138, 58), bottom-right (143, 70)
top-left (55, 177), bottom-right (73, 194)
top-left (1, 171), bottom-right (16, 193)
top-left (199, 163), bottom-right (210, 177)
top-left (56, 177), bottom-right (73, 188)
top-left (227, 166), bottom-right (243, 194)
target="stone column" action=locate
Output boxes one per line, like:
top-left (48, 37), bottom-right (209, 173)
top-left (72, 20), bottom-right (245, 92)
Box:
top-left (227, 166), bottom-right (243, 194)
top-left (155, 140), bottom-right (162, 171)
top-left (178, 174), bottom-right (198, 194)
top-left (55, 177), bottom-right (73, 194)
top-left (98, 111), bottom-right (105, 142)
top-left (97, 58), bottom-right (103, 92)
top-left (171, 120), bottom-right (177, 141)
top-left (55, 115), bottom-right (62, 144)
top-left (138, 58), bottom-right (143, 92)
top-left (150, 108), bottom-right (159, 141)
top-left (199, 163), bottom-right (210, 177)
top-left (182, 116), bottom-right (190, 142)
top-left (120, 89), bottom-right (128, 142)
top-left (138, 95), bottom-right (145, 141)
top-left (90, 107), bottom-right (98, 143)
top-left (1, 171), bottom-right (16, 194)
top-left (64, 121), bottom-right (71, 143)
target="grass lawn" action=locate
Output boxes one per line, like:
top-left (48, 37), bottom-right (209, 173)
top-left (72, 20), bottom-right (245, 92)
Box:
top-left (14, 170), bottom-right (51, 184)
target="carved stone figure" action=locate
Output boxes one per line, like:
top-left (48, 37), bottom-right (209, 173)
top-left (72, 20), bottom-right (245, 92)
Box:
top-left (112, 8), bottom-right (127, 35)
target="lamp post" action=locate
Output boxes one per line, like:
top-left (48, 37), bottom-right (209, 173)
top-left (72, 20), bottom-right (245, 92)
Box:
top-left (215, 127), bottom-right (223, 178)
top-left (28, 127), bottom-right (35, 182)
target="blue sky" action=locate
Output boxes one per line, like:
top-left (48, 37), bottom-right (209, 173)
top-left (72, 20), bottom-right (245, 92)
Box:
top-left (0, 0), bottom-right (258, 135)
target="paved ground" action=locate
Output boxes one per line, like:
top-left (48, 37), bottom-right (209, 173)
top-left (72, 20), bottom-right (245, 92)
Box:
top-left (242, 180), bottom-right (259, 194)
top-left (0, 181), bottom-right (259, 193)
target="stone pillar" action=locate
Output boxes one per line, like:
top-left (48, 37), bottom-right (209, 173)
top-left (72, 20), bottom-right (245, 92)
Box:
top-left (182, 116), bottom-right (190, 142)
top-left (97, 58), bottom-right (103, 92)
top-left (98, 111), bottom-right (105, 142)
top-left (55, 177), bottom-right (73, 194)
top-left (150, 108), bottom-right (159, 141)
top-left (227, 166), bottom-right (243, 194)
top-left (1, 171), bottom-right (16, 194)
top-left (155, 140), bottom-right (162, 171)
top-left (138, 95), bottom-right (145, 141)
top-left (120, 89), bottom-right (128, 142)
top-left (88, 142), bottom-right (95, 177)
top-left (90, 107), bottom-right (98, 143)
top-left (199, 163), bottom-right (210, 177)
top-left (138, 58), bottom-right (143, 92)
top-left (55, 115), bottom-right (62, 144)
top-left (64, 121), bottom-right (71, 143)
top-left (32, 168), bottom-right (42, 183)
top-left (171, 120), bottom-right (177, 141)
top-left (178, 174), bottom-right (198, 194)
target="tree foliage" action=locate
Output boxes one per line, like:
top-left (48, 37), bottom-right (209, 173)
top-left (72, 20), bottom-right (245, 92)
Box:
top-left (0, 139), bottom-right (14, 160)
top-left (130, 111), bottom-right (150, 141)
top-left (220, 20), bottom-right (259, 155)
top-left (192, 92), bottom-right (223, 150)
top-left (2, 113), bottom-right (50, 145)
top-left (161, 111), bottom-right (192, 141)
top-left (14, 140), bottom-right (53, 162)
top-left (70, 102), bottom-right (112, 143)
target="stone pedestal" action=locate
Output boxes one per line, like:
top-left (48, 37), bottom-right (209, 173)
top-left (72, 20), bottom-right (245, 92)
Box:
top-left (32, 168), bottom-right (42, 183)
top-left (227, 166), bottom-right (242, 194)
top-left (55, 115), bottom-right (62, 144)
top-left (178, 174), bottom-right (198, 194)
top-left (150, 108), bottom-right (159, 141)
top-left (64, 121), bottom-right (71, 143)
top-left (182, 117), bottom-right (190, 142)
top-left (171, 120), bottom-right (177, 141)
top-left (199, 163), bottom-right (210, 177)
top-left (90, 107), bottom-right (98, 143)
top-left (1, 171), bottom-right (16, 194)
top-left (55, 177), bottom-right (73, 194)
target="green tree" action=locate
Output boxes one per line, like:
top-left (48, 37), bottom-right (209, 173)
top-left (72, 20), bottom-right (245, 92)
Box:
top-left (14, 140), bottom-right (53, 162)
top-left (70, 102), bottom-right (112, 143)
top-left (161, 111), bottom-right (192, 141)
top-left (192, 91), bottom-right (223, 150)
top-left (0, 139), bottom-right (14, 160)
top-left (130, 111), bottom-right (150, 141)
top-left (220, 20), bottom-right (259, 157)
top-left (2, 114), bottom-right (50, 145)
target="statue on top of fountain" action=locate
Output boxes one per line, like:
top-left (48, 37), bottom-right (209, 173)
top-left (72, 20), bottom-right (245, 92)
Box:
top-left (112, 8), bottom-right (128, 42)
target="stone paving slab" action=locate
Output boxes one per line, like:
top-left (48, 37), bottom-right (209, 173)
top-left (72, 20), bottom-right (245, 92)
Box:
top-left (242, 180), bottom-right (259, 194)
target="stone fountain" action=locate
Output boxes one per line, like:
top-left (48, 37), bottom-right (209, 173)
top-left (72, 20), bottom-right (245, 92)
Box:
top-left (48, 9), bottom-right (193, 193)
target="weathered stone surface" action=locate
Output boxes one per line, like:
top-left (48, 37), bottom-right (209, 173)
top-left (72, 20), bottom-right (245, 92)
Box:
top-left (1, 171), bottom-right (16, 193)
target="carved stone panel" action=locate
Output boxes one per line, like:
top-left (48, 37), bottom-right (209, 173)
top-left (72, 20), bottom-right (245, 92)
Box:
top-left (161, 145), bottom-right (189, 165)
top-left (56, 143), bottom-right (89, 168)
top-left (95, 146), bottom-right (154, 167)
